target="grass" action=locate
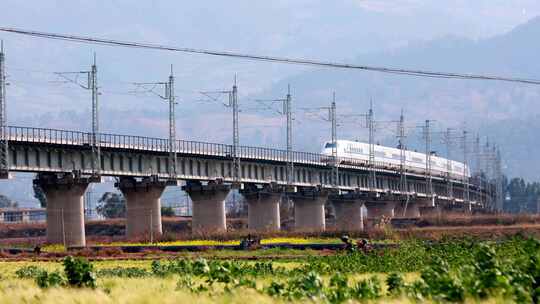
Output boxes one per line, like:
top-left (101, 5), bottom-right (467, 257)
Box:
top-left (0, 278), bottom-right (283, 304)
top-left (0, 259), bottom-right (418, 304)
top-left (2, 237), bottom-right (532, 303)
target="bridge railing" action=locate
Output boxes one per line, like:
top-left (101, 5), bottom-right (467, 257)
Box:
top-left (178, 140), bottom-right (230, 157)
top-left (5, 125), bottom-right (485, 184)
top-left (7, 126), bottom-right (87, 145)
top-left (98, 132), bottom-right (169, 151)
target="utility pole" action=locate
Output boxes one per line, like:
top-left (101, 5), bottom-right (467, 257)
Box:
top-left (252, 85), bottom-right (294, 185)
top-left (132, 66), bottom-right (177, 178)
top-left (284, 85), bottom-right (293, 186)
top-left (0, 41), bottom-right (8, 178)
top-left (422, 120), bottom-right (434, 200)
top-left (368, 100), bottom-right (376, 191)
top-left (462, 130), bottom-right (470, 205)
top-left (473, 134), bottom-right (482, 206)
top-left (443, 128), bottom-right (454, 200)
top-left (330, 94), bottom-right (338, 188)
top-left (55, 54), bottom-right (100, 176)
top-left (231, 76), bottom-right (240, 187)
top-left (90, 54), bottom-right (100, 177)
top-left (397, 110), bottom-right (407, 194)
top-left (397, 110), bottom-right (412, 217)
top-left (495, 145), bottom-right (503, 211)
top-left (198, 76), bottom-right (240, 186)
top-left (167, 66), bottom-right (176, 178)
top-left (474, 134), bottom-right (481, 176)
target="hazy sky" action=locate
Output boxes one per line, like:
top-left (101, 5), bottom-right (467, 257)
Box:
top-left (1, 1), bottom-right (539, 134)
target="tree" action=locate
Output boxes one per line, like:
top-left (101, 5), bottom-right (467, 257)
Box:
top-left (96, 192), bottom-right (125, 219)
top-left (0, 194), bottom-right (17, 208)
top-left (33, 184), bottom-right (47, 208)
top-left (505, 177), bottom-right (540, 213)
top-left (161, 206), bottom-right (175, 217)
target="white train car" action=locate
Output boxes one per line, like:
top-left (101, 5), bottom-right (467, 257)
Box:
top-left (321, 140), bottom-right (470, 178)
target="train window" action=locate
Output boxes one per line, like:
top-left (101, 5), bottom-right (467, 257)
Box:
top-left (375, 151), bottom-right (386, 157)
top-left (391, 153), bottom-right (400, 159)
top-left (324, 142), bottom-right (337, 148)
top-left (412, 157), bottom-right (423, 163)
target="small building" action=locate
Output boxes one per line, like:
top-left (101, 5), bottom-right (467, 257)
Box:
top-left (0, 208), bottom-right (46, 223)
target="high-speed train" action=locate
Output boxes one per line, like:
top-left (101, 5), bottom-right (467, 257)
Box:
top-left (321, 140), bottom-right (470, 178)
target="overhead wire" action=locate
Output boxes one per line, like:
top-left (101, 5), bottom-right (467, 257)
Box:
top-left (1, 27), bottom-right (540, 85)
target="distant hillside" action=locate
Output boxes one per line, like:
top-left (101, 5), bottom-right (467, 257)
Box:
top-left (257, 17), bottom-right (540, 180)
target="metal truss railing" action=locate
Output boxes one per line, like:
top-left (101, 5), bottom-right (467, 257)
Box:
top-left (5, 125), bottom-right (489, 188)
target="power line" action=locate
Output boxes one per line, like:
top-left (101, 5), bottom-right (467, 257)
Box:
top-left (1, 27), bottom-right (540, 85)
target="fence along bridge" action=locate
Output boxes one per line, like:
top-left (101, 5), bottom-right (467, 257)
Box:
top-left (2, 125), bottom-right (494, 247)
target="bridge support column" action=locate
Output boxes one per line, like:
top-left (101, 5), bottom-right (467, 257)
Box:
top-left (365, 201), bottom-right (396, 219)
top-left (395, 200), bottom-right (421, 217)
top-left (242, 189), bottom-right (281, 231)
top-left (116, 177), bottom-right (171, 239)
top-left (183, 181), bottom-right (229, 234)
top-left (409, 198), bottom-right (440, 217)
top-left (34, 173), bottom-right (98, 248)
top-left (442, 202), bottom-right (470, 214)
top-left (420, 205), bottom-right (442, 217)
top-left (331, 198), bottom-right (365, 231)
top-left (293, 191), bottom-right (326, 231)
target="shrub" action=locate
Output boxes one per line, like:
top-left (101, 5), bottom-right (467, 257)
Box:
top-left (15, 265), bottom-right (45, 279)
top-left (36, 270), bottom-right (66, 288)
top-left (97, 267), bottom-right (150, 278)
top-left (420, 257), bottom-right (464, 302)
top-left (386, 272), bottom-right (405, 296)
top-left (161, 206), bottom-right (175, 217)
top-left (352, 276), bottom-right (382, 300)
top-left (326, 273), bottom-right (351, 303)
top-left (62, 256), bottom-right (96, 288)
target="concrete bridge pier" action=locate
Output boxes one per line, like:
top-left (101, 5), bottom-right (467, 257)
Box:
top-left (331, 198), bottom-right (365, 231)
top-left (183, 180), bottom-right (229, 234)
top-left (293, 190), bottom-right (327, 231)
top-left (394, 200), bottom-right (421, 217)
top-left (442, 201), bottom-right (471, 214)
top-left (365, 201), bottom-right (396, 219)
top-left (242, 188), bottom-right (281, 231)
top-left (116, 177), bottom-right (171, 239)
top-left (34, 172), bottom-right (98, 248)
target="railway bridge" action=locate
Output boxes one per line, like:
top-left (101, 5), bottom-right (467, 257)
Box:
top-left (2, 125), bottom-right (495, 247)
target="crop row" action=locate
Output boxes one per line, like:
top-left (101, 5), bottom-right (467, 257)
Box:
top-left (12, 236), bottom-right (540, 303)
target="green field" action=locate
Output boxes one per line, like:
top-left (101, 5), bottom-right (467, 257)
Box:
top-left (1, 237), bottom-right (539, 303)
